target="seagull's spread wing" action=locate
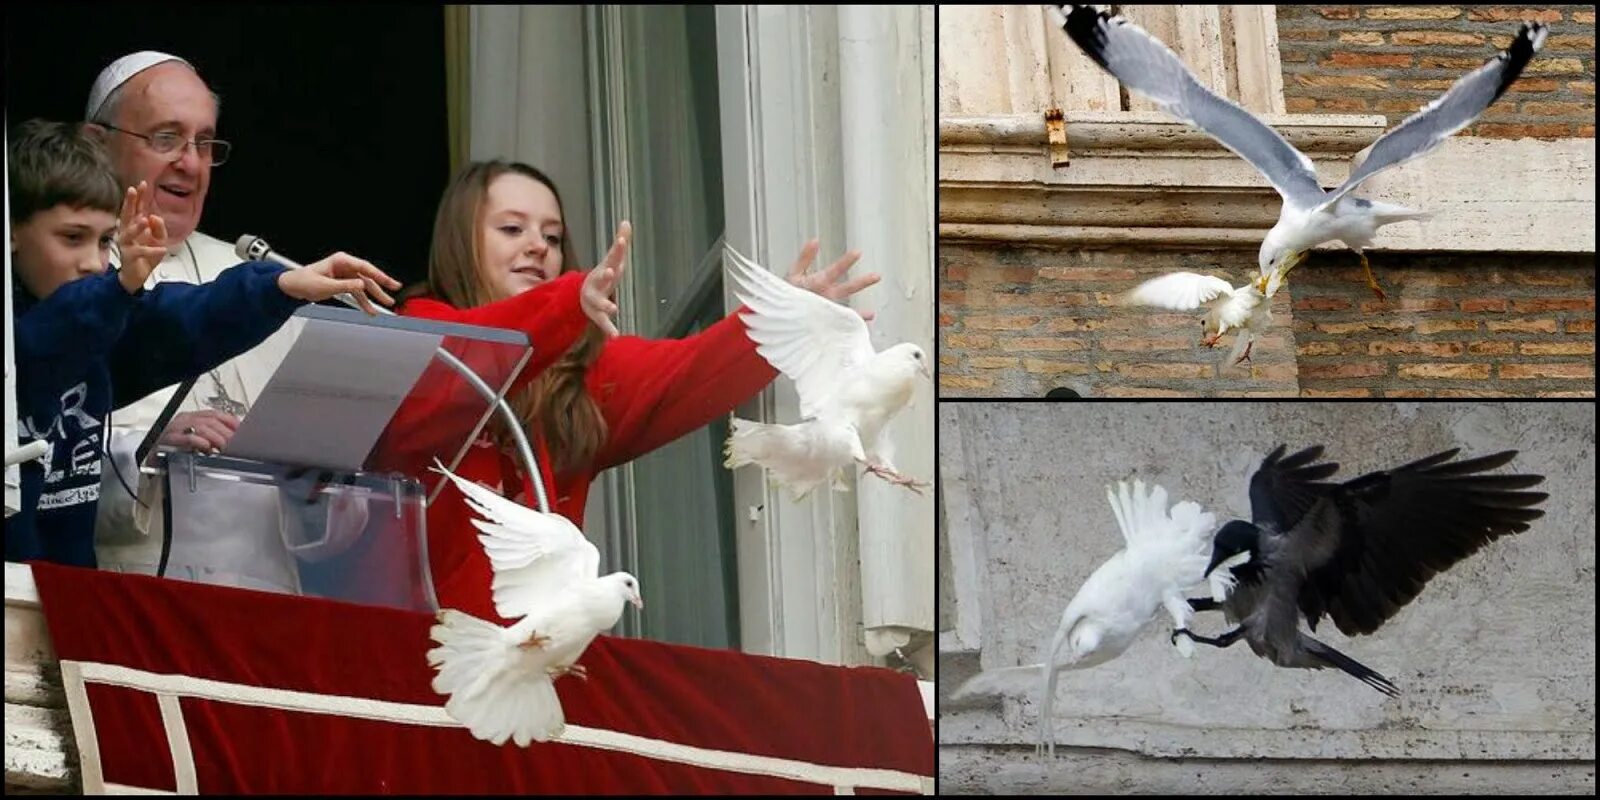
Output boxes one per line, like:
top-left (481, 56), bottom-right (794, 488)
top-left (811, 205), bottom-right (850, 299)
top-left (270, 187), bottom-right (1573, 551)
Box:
top-left (724, 244), bottom-right (876, 418)
top-left (1121, 272), bottom-right (1236, 311)
top-left (1058, 5), bottom-right (1326, 210)
top-left (1319, 23), bottom-right (1548, 210)
top-left (431, 460), bottom-right (599, 620)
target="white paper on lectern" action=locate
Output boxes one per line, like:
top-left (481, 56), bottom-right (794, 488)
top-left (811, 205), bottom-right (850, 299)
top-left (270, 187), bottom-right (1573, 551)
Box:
top-left (224, 316), bottom-right (443, 471)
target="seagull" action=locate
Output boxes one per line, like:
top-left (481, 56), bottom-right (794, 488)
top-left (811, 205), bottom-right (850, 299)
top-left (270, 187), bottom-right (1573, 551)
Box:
top-left (426, 460), bottom-right (643, 746)
top-left (1055, 5), bottom-right (1548, 300)
top-left (948, 480), bottom-right (1242, 757)
top-left (722, 243), bottom-right (931, 496)
top-left (1120, 271), bottom-right (1271, 365)
top-left (1173, 445), bottom-right (1547, 697)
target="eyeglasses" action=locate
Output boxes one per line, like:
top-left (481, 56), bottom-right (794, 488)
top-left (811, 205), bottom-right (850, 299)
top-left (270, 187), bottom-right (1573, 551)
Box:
top-left (100, 123), bottom-right (232, 167)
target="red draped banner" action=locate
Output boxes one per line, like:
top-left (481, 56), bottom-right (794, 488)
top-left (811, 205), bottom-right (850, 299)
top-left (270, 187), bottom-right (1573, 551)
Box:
top-left (30, 562), bottom-right (933, 794)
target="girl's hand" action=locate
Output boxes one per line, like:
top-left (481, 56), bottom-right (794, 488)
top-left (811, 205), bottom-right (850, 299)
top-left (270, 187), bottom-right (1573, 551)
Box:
top-left (582, 221), bottom-right (631, 337)
top-left (786, 238), bottom-right (879, 321)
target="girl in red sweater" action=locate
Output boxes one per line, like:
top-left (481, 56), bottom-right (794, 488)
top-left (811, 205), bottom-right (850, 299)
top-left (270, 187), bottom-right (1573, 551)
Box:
top-left (395, 160), bottom-right (877, 622)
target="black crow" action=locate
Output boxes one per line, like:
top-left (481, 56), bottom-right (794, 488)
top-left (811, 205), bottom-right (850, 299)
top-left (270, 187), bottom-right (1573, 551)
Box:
top-left (1172, 445), bottom-right (1548, 696)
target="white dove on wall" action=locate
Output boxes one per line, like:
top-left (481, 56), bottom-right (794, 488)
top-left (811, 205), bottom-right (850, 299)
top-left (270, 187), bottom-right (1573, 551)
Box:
top-left (949, 480), bottom-right (1242, 757)
top-left (1121, 271), bottom-right (1274, 365)
top-left (426, 460), bottom-right (643, 747)
top-left (722, 244), bottom-right (931, 497)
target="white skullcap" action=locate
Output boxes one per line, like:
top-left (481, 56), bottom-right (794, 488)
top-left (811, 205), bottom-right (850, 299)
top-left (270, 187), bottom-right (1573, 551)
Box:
top-left (86, 51), bottom-right (193, 121)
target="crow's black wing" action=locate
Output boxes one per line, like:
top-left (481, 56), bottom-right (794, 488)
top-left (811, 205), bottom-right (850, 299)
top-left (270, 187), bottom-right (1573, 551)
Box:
top-left (1298, 449), bottom-right (1547, 636)
top-left (1248, 444), bottom-right (1342, 532)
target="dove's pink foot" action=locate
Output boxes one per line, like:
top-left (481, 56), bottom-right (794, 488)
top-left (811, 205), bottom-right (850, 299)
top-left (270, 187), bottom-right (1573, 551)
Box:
top-left (860, 463), bottom-right (930, 496)
top-left (547, 663), bottom-right (589, 681)
top-left (520, 632), bottom-right (552, 651)
top-left (1232, 340), bottom-right (1255, 366)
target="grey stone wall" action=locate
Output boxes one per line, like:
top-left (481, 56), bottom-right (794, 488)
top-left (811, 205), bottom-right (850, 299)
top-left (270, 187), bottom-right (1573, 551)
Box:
top-left (938, 401), bottom-right (1595, 794)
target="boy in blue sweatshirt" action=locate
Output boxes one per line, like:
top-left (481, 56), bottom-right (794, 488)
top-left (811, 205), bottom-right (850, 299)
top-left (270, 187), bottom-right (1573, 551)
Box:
top-left (6, 120), bottom-right (401, 567)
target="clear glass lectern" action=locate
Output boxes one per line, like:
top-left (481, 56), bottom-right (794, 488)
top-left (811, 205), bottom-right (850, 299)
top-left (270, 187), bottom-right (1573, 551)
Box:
top-left (142, 305), bottom-right (538, 612)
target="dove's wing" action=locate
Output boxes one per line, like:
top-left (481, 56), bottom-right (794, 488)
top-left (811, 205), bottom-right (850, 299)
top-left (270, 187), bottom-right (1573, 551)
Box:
top-left (1214, 286), bottom-right (1266, 331)
top-left (724, 244), bottom-right (877, 419)
top-left (1122, 272), bottom-right (1237, 311)
top-left (432, 461), bottom-right (600, 620)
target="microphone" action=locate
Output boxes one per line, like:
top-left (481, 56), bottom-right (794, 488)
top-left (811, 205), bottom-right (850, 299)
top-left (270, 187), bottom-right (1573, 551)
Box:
top-left (235, 234), bottom-right (395, 316)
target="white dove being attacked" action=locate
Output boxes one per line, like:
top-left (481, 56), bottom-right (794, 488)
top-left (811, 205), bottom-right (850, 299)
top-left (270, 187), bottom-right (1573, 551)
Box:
top-left (1120, 271), bottom-right (1271, 365)
top-left (426, 460), bottom-right (643, 747)
top-left (722, 244), bottom-right (931, 497)
top-left (949, 480), bottom-right (1244, 757)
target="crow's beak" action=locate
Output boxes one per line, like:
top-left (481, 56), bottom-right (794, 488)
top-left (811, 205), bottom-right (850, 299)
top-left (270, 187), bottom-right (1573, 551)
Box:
top-left (1206, 549), bottom-right (1252, 578)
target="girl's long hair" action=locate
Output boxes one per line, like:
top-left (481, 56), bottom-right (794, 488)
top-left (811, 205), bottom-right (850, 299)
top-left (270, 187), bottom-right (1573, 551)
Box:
top-left (409, 160), bottom-right (606, 476)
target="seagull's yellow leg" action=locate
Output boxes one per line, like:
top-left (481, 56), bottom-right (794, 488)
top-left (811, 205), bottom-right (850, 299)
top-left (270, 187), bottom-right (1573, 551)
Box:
top-left (1358, 251), bottom-right (1386, 302)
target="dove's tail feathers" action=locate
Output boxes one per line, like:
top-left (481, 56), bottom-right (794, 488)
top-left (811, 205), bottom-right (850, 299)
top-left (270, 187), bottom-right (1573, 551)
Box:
top-left (722, 418), bottom-right (766, 470)
top-left (724, 418), bottom-right (836, 498)
top-left (1167, 500), bottom-right (1216, 545)
top-left (427, 610), bottom-right (514, 697)
top-left (951, 664), bottom-right (1046, 700)
top-left (1106, 479), bottom-right (1172, 549)
top-left (456, 669), bottom-right (565, 746)
top-left (444, 664), bottom-right (565, 747)
top-left (427, 609), bottom-right (567, 746)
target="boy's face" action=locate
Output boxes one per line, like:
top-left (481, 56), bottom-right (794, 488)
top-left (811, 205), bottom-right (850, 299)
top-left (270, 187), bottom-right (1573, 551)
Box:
top-left (10, 205), bottom-right (117, 300)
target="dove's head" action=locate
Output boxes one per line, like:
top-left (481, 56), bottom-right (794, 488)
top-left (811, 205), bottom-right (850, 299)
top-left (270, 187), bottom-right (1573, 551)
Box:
top-left (602, 571), bottom-right (644, 611)
top-left (884, 343), bottom-right (931, 379)
top-left (1199, 309), bottom-right (1231, 348)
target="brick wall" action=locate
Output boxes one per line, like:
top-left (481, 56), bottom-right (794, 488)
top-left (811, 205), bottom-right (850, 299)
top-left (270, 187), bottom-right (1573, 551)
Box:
top-left (938, 245), bottom-right (1300, 397)
top-left (1277, 5), bottom-right (1595, 139)
top-left (1292, 252), bottom-right (1596, 396)
top-left (938, 244), bottom-right (1596, 397)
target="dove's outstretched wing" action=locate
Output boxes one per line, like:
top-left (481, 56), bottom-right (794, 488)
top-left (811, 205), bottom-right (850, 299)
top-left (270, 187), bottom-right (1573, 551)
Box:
top-left (431, 460), bottom-right (599, 620)
top-left (724, 244), bottom-right (877, 419)
top-left (1121, 272), bottom-right (1236, 311)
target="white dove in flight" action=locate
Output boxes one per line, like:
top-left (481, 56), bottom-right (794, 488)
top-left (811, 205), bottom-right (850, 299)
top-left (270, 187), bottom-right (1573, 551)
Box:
top-left (426, 460), bottom-right (643, 747)
top-left (949, 480), bottom-right (1243, 757)
top-left (1121, 271), bottom-right (1272, 365)
top-left (722, 244), bottom-right (931, 497)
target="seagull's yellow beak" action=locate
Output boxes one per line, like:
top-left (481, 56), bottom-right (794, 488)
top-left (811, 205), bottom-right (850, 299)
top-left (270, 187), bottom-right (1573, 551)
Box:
top-left (1286, 249), bottom-right (1308, 273)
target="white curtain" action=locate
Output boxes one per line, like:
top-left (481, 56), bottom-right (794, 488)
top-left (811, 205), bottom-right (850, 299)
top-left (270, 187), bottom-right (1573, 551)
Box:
top-left (468, 5), bottom-right (596, 269)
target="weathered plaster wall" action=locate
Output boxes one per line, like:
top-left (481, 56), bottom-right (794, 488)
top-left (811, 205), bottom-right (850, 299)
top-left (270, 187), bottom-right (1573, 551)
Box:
top-left (938, 401), bottom-right (1595, 794)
